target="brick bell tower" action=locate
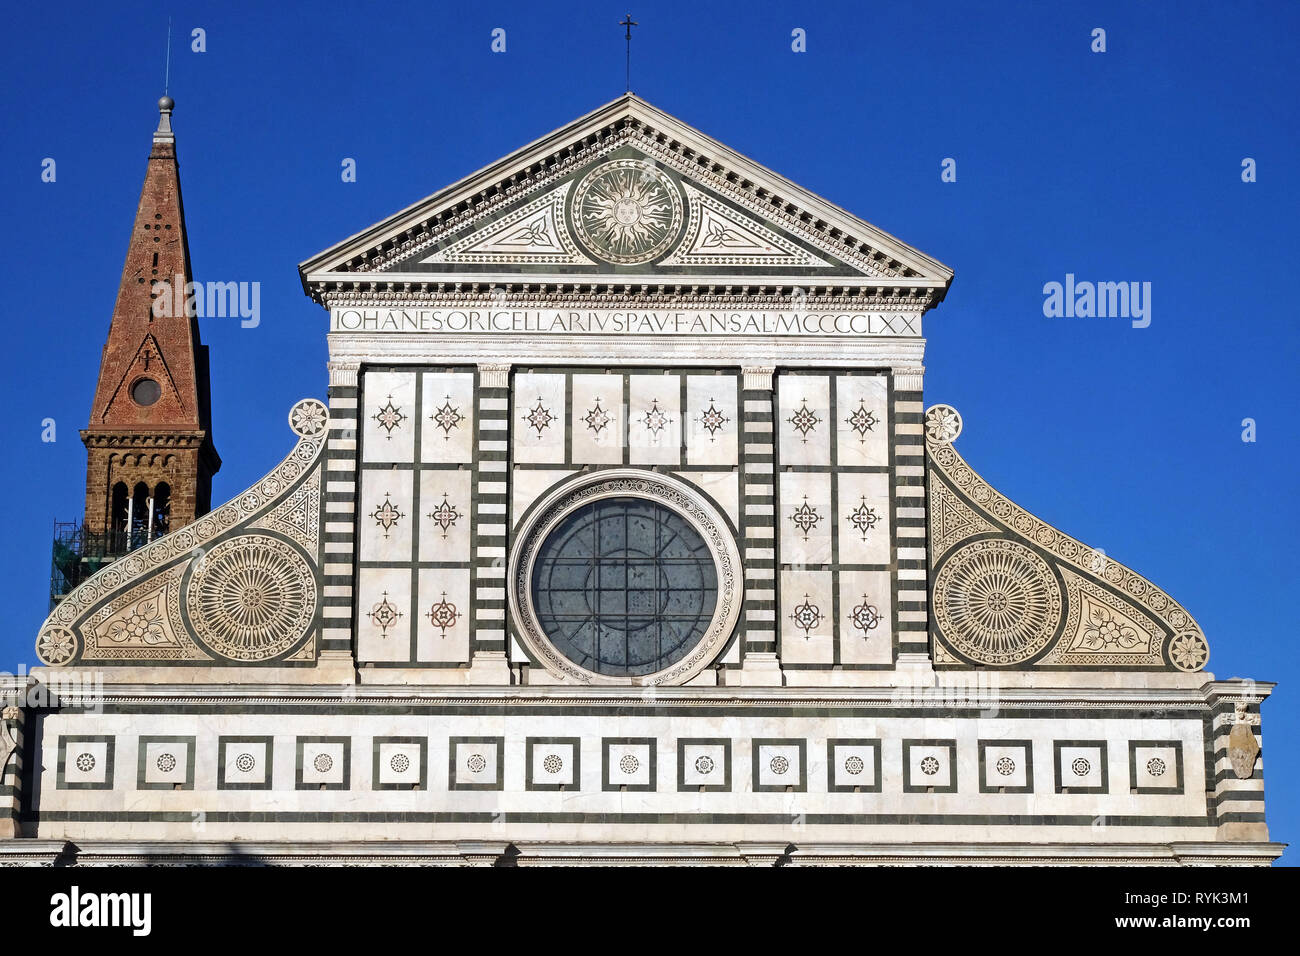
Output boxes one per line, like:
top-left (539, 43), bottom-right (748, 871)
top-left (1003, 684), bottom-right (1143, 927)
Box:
top-left (80, 96), bottom-right (220, 546)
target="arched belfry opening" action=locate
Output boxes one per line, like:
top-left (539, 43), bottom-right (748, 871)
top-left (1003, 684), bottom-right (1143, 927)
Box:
top-left (110, 481), bottom-right (129, 538)
top-left (152, 481), bottom-right (171, 538)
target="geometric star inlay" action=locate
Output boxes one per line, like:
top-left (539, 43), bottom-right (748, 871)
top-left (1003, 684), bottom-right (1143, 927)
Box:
top-left (370, 493), bottom-right (404, 538)
top-left (426, 493), bottom-right (462, 539)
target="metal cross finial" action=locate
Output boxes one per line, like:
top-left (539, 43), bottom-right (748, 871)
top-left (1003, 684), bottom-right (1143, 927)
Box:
top-left (620, 13), bottom-right (638, 93)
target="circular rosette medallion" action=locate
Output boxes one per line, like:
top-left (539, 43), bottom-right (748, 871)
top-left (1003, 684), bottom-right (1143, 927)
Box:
top-left (933, 538), bottom-right (1063, 665)
top-left (288, 398), bottom-right (329, 438)
top-left (571, 160), bottom-right (683, 263)
top-left (1168, 631), bottom-right (1209, 672)
top-left (183, 534), bottom-right (317, 662)
top-left (35, 626), bottom-right (79, 666)
top-left (925, 404), bottom-right (963, 445)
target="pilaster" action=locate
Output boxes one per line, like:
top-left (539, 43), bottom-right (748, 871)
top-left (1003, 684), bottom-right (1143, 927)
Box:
top-left (321, 360), bottom-right (360, 664)
top-left (1207, 683), bottom-right (1270, 842)
top-left (892, 365), bottom-right (929, 664)
top-left (469, 363), bottom-right (512, 681)
top-left (0, 689), bottom-right (26, 839)
top-left (738, 366), bottom-right (781, 684)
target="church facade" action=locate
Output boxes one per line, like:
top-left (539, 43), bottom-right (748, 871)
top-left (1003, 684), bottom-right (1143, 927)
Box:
top-left (0, 95), bottom-right (1279, 865)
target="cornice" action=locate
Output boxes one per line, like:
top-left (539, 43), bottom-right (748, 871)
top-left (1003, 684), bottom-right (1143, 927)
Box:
top-left (80, 429), bottom-right (209, 449)
top-left (0, 676), bottom-right (31, 695)
top-left (0, 839), bottom-right (1282, 866)
top-left (312, 283), bottom-right (945, 310)
top-left (300, 95), bottom-right (953, 296)
top-left (16, 677), bottom-right (1261, 710)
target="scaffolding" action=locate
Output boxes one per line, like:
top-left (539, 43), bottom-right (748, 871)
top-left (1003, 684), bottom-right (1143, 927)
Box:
top-left (49, 521), bottom-right (154, 610)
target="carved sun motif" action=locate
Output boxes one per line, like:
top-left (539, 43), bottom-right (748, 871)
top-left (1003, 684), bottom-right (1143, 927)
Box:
top-left (572, 160), bottom-right (683, 264)
top-left (430, 396), bottom-right (465, 439)
top-left (524, 397), bottom-right (556, 438)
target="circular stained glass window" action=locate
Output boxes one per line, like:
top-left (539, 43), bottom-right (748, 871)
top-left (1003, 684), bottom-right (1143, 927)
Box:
top-left (530, 497), bottom-right (719, 677)
top-left (132, 378), bottom-right (161, 406)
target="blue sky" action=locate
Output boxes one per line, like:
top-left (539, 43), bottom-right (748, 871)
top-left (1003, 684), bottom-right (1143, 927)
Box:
top-left (1, 1), bottom-right (1295, 859)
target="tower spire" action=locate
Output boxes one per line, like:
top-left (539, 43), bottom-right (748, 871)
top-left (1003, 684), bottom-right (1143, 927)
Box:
top-left (80, 97), bottom-right (220, 543)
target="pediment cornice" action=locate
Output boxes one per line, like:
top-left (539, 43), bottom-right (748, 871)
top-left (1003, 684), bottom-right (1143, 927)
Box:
top-left (315, 283), bottom-right (941, 311)
top-left (300, 95), bottom-right (953, 305)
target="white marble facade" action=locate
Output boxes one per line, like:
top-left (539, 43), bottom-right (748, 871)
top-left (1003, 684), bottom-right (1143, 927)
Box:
top-left (7, 94), bottom-right (1276, 865)
top-left (356, 370), bottom-right (475, 666)
top-left (353, 364), bottom-right (895, 674)
top-left (22, 702), bottom-right (1221, 844)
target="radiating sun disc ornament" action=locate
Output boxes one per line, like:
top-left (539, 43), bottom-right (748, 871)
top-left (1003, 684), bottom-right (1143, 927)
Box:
top-left (571, 160), bottom-right (683, 263)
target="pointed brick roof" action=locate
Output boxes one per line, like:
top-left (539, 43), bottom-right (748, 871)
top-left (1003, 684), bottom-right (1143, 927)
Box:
top-left (87, 97), bottom-right (215, 441)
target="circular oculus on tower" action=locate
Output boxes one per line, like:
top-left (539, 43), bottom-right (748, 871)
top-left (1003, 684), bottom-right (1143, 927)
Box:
top-left (131, 377), bottom-right (161, 406)
top-left (509, 470), bottom-right (742, 685)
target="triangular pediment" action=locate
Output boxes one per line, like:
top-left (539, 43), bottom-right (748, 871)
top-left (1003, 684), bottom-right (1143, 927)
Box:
top-left (98, 332), bottom-right (187, 424)
top-left (419, 181), bottom-right (595, 266)
top-left (300, 95), bottom-right (952, 296)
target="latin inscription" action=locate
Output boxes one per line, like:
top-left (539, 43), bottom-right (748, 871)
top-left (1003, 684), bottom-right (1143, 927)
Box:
top-left (330, 308), bottom-right (920, 337)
